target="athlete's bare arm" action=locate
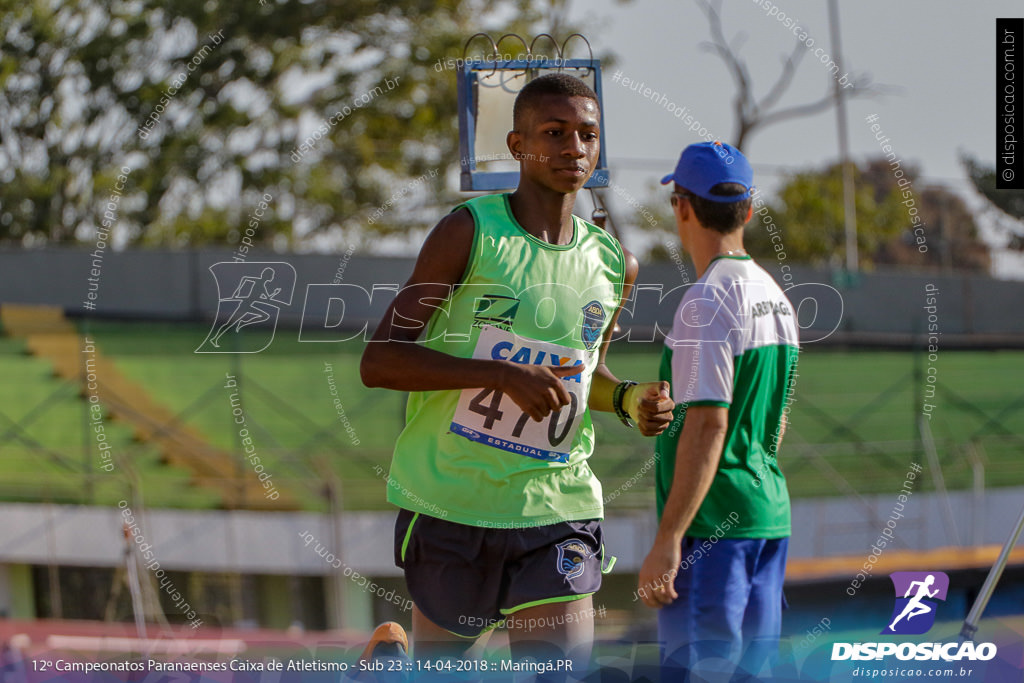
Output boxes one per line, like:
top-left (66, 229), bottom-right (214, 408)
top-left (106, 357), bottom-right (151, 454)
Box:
top-left (360, 208), bottom-right (581, 422)
top-left (588, 247), bottom-right (674, 436)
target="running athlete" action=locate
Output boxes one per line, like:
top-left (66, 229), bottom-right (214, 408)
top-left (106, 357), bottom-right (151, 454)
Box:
top-left (888, 574), bottom-right (939, 631)
top-left (360, 74), bottom-right (674, 669)
top-left (208, 267), bottom-right (282, 347)
top-left (637, 142), bottom-right (799, 679)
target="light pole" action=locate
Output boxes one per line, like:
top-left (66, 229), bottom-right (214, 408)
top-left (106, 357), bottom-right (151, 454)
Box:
top-left (828, 0), bottom-right (858, 273)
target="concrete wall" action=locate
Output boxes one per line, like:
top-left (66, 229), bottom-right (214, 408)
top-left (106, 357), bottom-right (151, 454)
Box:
top-left (2, 248), bottom-right (1023, 346)
top-left (0, 487), bottom-right (1016, 576)
top-left (1, 490), bottom-right (1016, 625)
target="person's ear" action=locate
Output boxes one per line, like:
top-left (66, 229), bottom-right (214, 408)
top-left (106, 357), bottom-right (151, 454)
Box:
top-left (674, 195), bottom-right (690, 221)
top-left (745, 205), bottom-right (753, 223)
top-left (507, 129), bottom-right (521, 158)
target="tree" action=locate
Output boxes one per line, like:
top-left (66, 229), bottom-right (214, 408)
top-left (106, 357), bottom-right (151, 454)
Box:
top-left (741, 159), bottom-right (989, 272)
top-left (743, 162), bottom-right (902, 267)
top-left (962, 155), bottom-right (1024, 251)
top-left (696, 0), bottom-right (894, 151)
top-left (862, 159), bottom-right (989, 272)
top-left (0, 0), bottom-right (573, 249)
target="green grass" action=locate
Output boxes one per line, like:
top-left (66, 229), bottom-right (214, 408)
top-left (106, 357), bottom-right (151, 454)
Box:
top-left (2, 320), bottom-right (1022, 510)
top-left (771, 348), bottom-right (1024, 497)
top-left (0, 336), bottom-right (218, 508)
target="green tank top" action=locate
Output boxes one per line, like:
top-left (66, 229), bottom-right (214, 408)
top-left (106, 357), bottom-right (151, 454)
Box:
top-left (387, 194), bottom-right (625, 527)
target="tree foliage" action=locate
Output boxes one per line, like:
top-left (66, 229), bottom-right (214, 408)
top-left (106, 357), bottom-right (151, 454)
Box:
top-left (963, 155), bottom-right (1024, 221)
top-left (741, 161), bottom-right (898, 267)
top-left (962, 154), bottom-right (1024, 251)
top-left (862, 159), bottom-right (990, 271)
top-left (696, 0), bottom-right (894, 152)
top-left (743, 159), bottom-right (989, 271)
top-left (0, 0), bottom-right (569, 248)
top-left (643, 158), bottom-right (990, 272)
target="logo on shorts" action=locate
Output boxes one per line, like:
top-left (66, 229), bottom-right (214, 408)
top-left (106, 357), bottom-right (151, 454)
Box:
top-left (882, 572), bottom-right (949, 635)
top-left (580, 301), bottom-right (606, 350)
top-left (196, 263), bottom-right (296, 353)
top-left (555, 539), bottom-right (593, 580)
top-left (473, 295), bottom-right (520, 330)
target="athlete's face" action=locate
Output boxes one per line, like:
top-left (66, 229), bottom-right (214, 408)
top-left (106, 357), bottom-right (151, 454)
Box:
top-left (508, 95), bottom-right (600, 194)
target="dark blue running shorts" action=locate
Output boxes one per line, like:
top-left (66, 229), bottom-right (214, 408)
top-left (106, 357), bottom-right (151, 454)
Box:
top-left (394, 509), bottom-right (611, 638)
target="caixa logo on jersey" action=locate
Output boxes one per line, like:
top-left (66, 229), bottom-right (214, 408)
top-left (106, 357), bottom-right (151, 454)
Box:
top-left (832, 571), bottom-right (997, 663)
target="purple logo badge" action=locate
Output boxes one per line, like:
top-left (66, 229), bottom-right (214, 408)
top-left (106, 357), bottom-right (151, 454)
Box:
top-left (881, 571), bottom-right (949, 635)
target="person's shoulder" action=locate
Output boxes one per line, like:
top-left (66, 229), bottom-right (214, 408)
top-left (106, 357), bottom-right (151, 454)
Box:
top-left (455, 193), bottom-right (505, 221)
top-left (621, 245), bottom-right (638, 282)
top-left (441, 193), bottom-right (512, 239)
top-left (575, 215), bottom-right (626, 264)
top-left (688, 262), bottom-right (734, 299)
top-left (576, 214), bottom-right (617, 244)
top-left (407, 206), bottom-right (476, 285)
top-left (428, 205), bottom-right (475, 246)
top-left (743, 258), bottom-right (792, 297)
top-left (704, 257), bottom-right (772, 295)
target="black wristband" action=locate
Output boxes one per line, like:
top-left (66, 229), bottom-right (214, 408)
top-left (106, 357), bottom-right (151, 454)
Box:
top-left (613, 380), bottom-right (638, 428)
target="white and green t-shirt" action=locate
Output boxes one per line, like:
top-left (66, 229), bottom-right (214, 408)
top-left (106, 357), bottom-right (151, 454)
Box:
top-left (655, 255), bottom-right (799, 538)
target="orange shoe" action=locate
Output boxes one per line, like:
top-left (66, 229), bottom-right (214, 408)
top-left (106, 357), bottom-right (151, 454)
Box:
top-left (358, 621), bottom-right (409, 663)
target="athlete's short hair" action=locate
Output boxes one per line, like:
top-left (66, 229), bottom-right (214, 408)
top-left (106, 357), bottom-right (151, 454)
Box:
top-left (678, 182), bottom-right (752, 234)
top-left (512, 74), bottom-right (599, 130)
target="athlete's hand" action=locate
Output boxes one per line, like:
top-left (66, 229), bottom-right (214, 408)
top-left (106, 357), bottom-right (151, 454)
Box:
top-left (624, 381), bottom-right (675, 436)
top-left (637, 537), bottom-right (681, 608)
top-left (497, 362), bottom-right (583, 422)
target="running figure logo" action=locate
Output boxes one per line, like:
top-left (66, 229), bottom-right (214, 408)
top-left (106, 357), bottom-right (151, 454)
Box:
top-left (882, 571), bottom-right (949, 635)
top-left (196, 262), bottom-right (296, 353)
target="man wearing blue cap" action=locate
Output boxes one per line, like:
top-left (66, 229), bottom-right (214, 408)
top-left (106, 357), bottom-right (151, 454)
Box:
top-left (637, 141), bottom-right (799, 679)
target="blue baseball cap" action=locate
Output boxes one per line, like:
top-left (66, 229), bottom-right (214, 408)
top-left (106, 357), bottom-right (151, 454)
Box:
top-left (660, 141), bottom-right (754, 203)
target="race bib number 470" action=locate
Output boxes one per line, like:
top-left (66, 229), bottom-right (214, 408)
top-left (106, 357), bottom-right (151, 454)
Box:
top-left (450, 326), bottom-right (593, 462)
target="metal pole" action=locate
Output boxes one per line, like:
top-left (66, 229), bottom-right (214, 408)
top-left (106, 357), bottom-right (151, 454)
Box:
top-left (918, 416), bottom-right (960, 545)
top-left (960, 501), bottom-right (1024, 641)
top-left (968, 442), bottom-right (985, 546)
top-left (79, 322), bottom-right (94, 503)
top-left (828, 0), bottom-right (858, 272)
top-left (328, 474), bottom-right (345, 630)
top-left (124, 524), bottom-right (148, 639)
top-left (45, 503), bottom-right (62, 619)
